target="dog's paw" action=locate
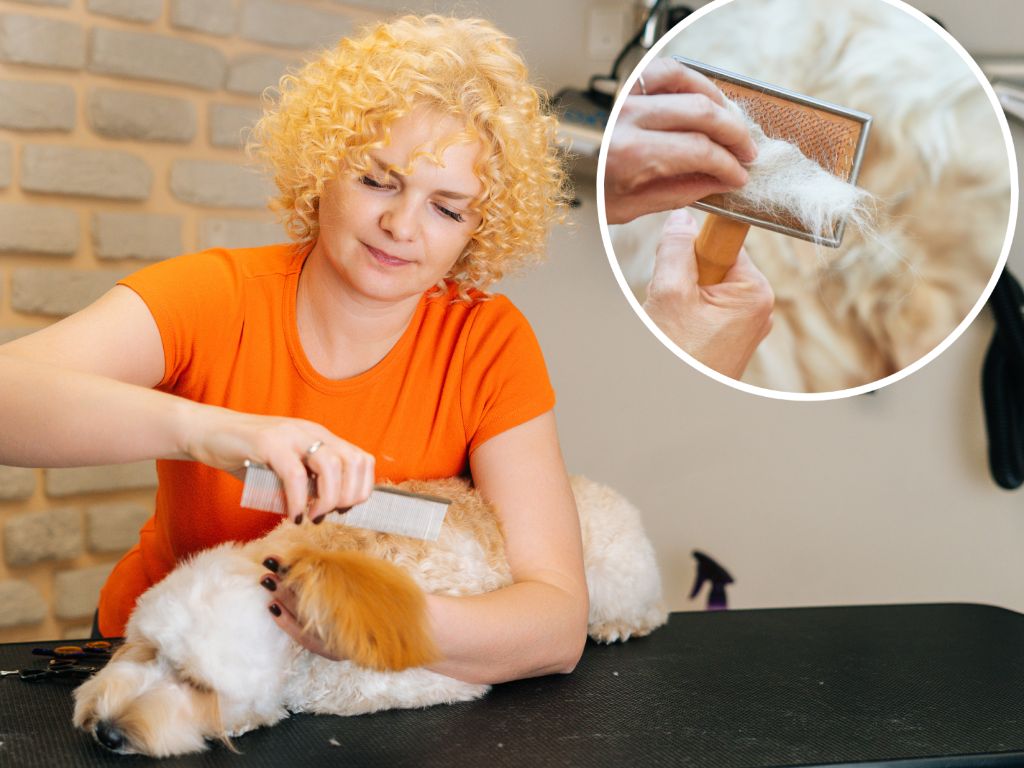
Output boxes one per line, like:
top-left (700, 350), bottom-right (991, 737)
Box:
top-left (278, 546), bottom-right (438, 671)
top-left (588, 606), bottom-right (668, 644)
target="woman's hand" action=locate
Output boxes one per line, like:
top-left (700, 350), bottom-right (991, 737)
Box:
top-left (259, 556), bottom-right (343, 659)
top-left (604, 58), bottom-right (758, 225)
top-left (643, 209), bottom-right (774, 380)
top-left (184, 406), bottom-right (375, 524)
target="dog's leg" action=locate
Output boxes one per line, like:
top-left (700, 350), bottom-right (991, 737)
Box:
top-left (275, 545), bottom-right (439, 671)
top-left (572, 477), bottom-right (669, 643)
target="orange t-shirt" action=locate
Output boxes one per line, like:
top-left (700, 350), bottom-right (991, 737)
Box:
top-left (97, 243), bottom-right (555, 637)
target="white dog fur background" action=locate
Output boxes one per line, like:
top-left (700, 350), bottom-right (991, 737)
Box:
top-left (611, 0), bottom-right (1012, 393)
top-left (73, 476), bottom-right (667, 757)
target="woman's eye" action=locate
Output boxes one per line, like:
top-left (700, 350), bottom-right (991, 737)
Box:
top-left (435, 204), bottom-right (465, 223)
top-left (361, 176), bottom-right (392, 189)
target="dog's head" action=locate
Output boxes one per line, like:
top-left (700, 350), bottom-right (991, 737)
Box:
top-left (73, 544), bottom-right (293, 756)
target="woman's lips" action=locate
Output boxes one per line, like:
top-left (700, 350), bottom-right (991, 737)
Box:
top-left (365, 244), bottom-right (412, 267)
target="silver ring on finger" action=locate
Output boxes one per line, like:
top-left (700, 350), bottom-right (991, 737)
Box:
top-left (638, 74), bottom-right (647, 96)
top-left (306, 440), bottom-right (324, 457)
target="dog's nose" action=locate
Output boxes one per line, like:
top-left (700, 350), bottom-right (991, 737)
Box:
top-left (95, 720), bottom-right (125, 751)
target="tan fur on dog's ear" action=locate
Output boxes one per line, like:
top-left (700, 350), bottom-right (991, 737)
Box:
top-left (111, 637), bottom-right (157, 664)
top-left (284, 547), bottom-right (438, 671)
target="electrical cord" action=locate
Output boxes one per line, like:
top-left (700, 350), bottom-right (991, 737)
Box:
top-left (982, 268), bottom-right (1024, 489)
top-left (583, 1), bottom-right (693, 109)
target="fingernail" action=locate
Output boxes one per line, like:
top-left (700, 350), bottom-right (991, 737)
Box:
top-left (312, 515), bottom-right (325, 525)
top-left (294, 514), bottom-right (303, 525)
top-left (268, 603), bottom-right (282, 617)
top-left (262, 558), bottom-right (280, 572)
top-left (260, 576), bottom-right (277, 591)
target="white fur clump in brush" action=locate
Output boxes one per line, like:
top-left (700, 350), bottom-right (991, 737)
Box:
top-left (725, 98), bottom-right (877, 242)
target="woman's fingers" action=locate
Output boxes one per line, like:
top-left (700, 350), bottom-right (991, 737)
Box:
top-left (265, 451), bottom-right (315, 524)
top-left (632, 58), bottom-right (726, 106)
top-left (263, 575), bottom-right (341, 660)
top-left (617, 127), bottom-right (749, 193)
top-left (308, 441), bottom-right (375, 521)
top-left (633, 94), bottom-right (758, 164)
top-left (303, 446), bottom-right (341, 521)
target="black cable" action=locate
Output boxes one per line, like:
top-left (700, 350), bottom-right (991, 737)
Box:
top-left (585, 0), bottom-right (682, 109)
top-left (982, 269), bottom-right (1024, 489)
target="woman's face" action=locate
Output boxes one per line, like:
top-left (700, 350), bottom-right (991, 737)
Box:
top-left (316, 110), bottom-right (484, 304)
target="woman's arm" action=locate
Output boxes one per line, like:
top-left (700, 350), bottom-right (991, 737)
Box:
top-left (421, 410), bottom-right (588, 684)
top-left (0, 286), bottom-right (374, 519)
top-left (0, 285), bottom-right (185, 465)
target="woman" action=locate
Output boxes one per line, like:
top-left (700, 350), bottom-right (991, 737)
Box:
top-left (0, 16), bottom-right (584, 684)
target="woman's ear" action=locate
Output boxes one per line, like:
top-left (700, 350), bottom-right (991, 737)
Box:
top-left (283, 547), bottom-right (439, 670)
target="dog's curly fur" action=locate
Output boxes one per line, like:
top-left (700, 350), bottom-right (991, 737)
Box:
top-left (73, 476), bottom-right (667, 757)
top-left (611, 0), bottom-right (1012, 393)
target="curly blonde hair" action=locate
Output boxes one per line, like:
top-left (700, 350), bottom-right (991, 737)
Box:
top-left (248, 15), bottom-right (569, 293)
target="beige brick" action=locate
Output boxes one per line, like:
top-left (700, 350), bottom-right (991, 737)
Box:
top-left (4, 507), bottom-right (82, 567)
top-left (46, 461), bottom-right (157, 497)
top-left (22, 145), bottom-right (152, 200)
top-left (0, 203), bottom-right (78, 256)
top-left (90, 27), bottom-right (226, 91)
top-left (0, 14), bottom-right (85, 70)
top-left (209, 103), bottom-right (260, 149)
top-left (12, 267), bottom-right (131, 316)
top-left (0, 465), bottom-right (36, 501)
top-left (0, 141), bottom-right (10, 189)
top-left (87, 88), bottom-right (196, 144)
top-left (92, 212), bottom-right (182, 261)
top-left (239, 0), bottom-right (351, 49)
top-left (199, 217), bottom-right (285, 250)
top-left (226, 52), bottom-right (293, 95)
top-left (170, 159), bottom-right (274, 209)
top-left (0, 580), bottom-right (46, 628)
top-left (54, 563), bottom-right (113, 620)
top-left (0, 80), bottom-right (75, 132)
top-left (171, 0), bottom-right (235, 37)
top-left (87, 0), bottom-right (162, 23)
top-left (86, 503), bottom-right (150, 553)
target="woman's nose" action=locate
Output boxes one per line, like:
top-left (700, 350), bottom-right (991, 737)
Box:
top-left (380, 198), bottom-right (418, 242)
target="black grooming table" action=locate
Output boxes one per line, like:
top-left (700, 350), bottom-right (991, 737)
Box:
top-left (2, 603), bottom-right (1024, 767)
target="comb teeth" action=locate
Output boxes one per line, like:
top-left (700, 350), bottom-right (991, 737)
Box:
top-left (234, 461), bottom-right (450, 540)
top-left (239, 461), bottom-right (315, 514)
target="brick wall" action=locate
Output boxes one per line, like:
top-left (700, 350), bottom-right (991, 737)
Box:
top-left (0, 0), bottom-right (385, 642)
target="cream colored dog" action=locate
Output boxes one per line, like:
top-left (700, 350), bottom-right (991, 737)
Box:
top-left (73, 476), bottom-right (667, 757)
top-left (612, 0), bottom-right (1011, 393)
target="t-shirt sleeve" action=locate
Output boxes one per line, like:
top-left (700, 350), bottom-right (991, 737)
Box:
top-left (117, 250), bottom-right (242, 391)
top-left (460, 295), bottom-right (556, 453)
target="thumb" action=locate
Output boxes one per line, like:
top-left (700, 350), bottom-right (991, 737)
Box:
top-left (651, 209), bottom-right (701, 291)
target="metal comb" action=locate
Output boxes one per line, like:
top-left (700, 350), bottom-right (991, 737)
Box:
top-left (230, 460), bottom-right (450, 541)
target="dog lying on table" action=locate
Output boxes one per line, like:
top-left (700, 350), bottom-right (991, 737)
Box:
top-left (73, 476), bottom-right (667, 757)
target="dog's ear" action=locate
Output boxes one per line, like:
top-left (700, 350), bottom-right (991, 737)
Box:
top-left (111, 637), bottom-right (158, 664)
top-left (285, 548), bottom-right (439, 671)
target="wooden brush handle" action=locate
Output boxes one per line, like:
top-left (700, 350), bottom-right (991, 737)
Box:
top-left (695, 214), bottom-right (751, 286)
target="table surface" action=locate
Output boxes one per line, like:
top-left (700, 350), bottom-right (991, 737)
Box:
top-left (2, 603), bottom-right (1024, 768)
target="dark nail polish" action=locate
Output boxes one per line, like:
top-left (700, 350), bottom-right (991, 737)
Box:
top-left (294, 514), bottom-right (303, 525)
top-left (312, 515), bottom-right (325, 525)
top-left (260, 576), bottom-right (277, 591)
top-left (262, 558), bottom-right (280, 572)
top-left (268, 603), bottom-right (282, 617)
